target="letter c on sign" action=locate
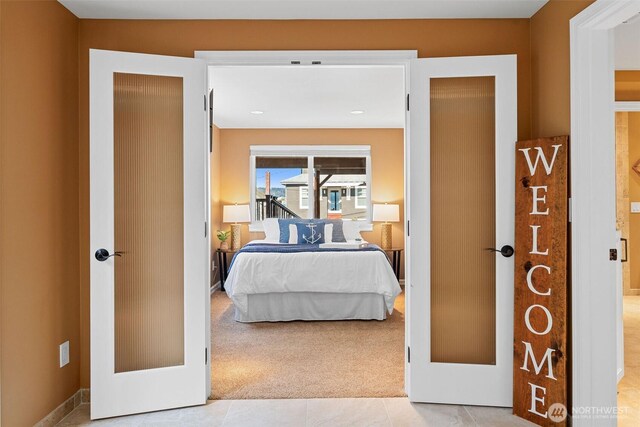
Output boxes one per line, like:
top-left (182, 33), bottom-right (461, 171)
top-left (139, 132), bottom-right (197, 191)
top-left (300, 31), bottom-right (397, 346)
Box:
top-left (526, 264), bottom-right (551, 296)
top-left (525, 304), bottom-right (553, 335)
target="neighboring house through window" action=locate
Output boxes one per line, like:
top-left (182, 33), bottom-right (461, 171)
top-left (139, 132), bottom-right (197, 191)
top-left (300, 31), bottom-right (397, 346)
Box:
top-left (250, 145), bottom-right (372, 231)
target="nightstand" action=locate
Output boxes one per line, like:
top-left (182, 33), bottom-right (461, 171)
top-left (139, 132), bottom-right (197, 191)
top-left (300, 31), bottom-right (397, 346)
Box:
top-left (215, 248), bottom-right (237, 291)
top-left (383, 247), bottom-right (403, 280)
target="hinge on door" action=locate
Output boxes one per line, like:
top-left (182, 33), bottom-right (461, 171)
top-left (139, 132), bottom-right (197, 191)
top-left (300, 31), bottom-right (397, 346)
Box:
top-left (205, 348), bottom-right (208, 364)
top-left (204, 222), bottom-right (208, 238)
top-left (408, 347), bottom-right (410, 363)
top-left (204, 94), bottom-right (207, 111)
top-left (407, 220), bottom-right (410, 237)
top-left (568, 197), bottom-right (572, 223)
top-left (406, 94), bottom-right (410, 111)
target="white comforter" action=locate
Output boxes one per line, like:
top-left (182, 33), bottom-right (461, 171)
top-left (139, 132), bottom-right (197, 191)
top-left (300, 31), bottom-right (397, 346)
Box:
top-left (224, 240), bottom-right (402, 315)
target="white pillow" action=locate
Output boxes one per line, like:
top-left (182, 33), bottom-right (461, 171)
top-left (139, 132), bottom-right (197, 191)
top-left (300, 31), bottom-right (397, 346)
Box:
top-left (324, 224), bottom-right (333, 243)
top-left (262, 218), bottom-right (280, 242)
top-left (288, 224), bottom-right (297, 244)
top-left (342, 221), bottom-right (363, 241)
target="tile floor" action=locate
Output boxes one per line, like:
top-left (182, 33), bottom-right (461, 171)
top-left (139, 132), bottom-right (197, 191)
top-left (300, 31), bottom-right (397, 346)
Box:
top-left (618, 296), bottom-right (640, 427)
top-left (58, 297), bottom-right (640, 426)
top-left (56, 398), bottom-right (536, 426)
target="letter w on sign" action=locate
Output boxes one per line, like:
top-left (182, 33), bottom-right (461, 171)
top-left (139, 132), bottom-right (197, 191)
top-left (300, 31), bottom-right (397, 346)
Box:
top-left (513, 136), bottom-right (568, 426)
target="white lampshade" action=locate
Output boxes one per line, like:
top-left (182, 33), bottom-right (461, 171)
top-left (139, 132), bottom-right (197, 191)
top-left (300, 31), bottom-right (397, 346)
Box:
top-left (223, 204), bottom-right (251, 223)
top-left (372, 203), bottom-right (399, 222)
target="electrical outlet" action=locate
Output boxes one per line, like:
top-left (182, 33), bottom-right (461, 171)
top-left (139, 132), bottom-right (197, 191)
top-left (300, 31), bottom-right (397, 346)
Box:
top-left (60, 341), bottom-right (69, 368)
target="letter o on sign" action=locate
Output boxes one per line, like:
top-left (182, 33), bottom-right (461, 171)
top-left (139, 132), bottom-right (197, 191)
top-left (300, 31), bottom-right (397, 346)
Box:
top-left (524, 304), bottom-right (553, 336)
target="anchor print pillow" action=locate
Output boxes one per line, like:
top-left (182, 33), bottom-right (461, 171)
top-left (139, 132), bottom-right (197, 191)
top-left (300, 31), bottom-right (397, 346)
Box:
top-left (293, 221), bottom-right (326, 245)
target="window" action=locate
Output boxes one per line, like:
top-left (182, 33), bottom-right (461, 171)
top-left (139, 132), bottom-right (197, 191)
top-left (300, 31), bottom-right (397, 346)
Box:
top-left (299, 186), bottom-right (309, 209)
top-left (250, 146), bottom-right (372, 230)
top-left (355, 186), bottom-right (367, 209)
top-left (313, 156), bottom-right (367, 221)
top-left (253, 156), bottom-right (307, 221)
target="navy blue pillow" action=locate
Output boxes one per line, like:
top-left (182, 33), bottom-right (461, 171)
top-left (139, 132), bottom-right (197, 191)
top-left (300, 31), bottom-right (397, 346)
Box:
top-left (278, 218), bottom-right (305, 243)
top-left (294, 221), bottom-right (326, 244)
top-left (324, 219), bottom-right (347, 242)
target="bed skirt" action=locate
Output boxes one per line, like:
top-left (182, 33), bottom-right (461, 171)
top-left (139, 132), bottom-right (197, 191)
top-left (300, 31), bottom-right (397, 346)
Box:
top-left (234, 292), bottom-right (388, 323)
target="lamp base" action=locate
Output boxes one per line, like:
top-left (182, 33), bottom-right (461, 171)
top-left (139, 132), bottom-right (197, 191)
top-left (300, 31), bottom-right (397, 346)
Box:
top-left (381, 223), bottom-right (392, 249)
top-left (231, 224), bottom-right (242, 250)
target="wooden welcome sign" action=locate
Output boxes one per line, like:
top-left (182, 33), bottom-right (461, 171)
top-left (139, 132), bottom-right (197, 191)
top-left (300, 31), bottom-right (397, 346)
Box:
top-left (513, 136), bottom-right (568, 426)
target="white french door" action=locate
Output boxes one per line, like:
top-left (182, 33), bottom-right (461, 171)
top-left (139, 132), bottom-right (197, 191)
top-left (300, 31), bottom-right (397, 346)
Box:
top-left (89, 49), bottom-right (209, 419)
top-left (407, 55), bottom-right (517, 406)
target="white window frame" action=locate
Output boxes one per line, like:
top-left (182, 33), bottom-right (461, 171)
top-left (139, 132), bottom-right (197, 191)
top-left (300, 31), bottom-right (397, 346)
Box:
top-left (249, 145), bottom-right (372, 231)
top-left (299, 186), bottom-right (309, 210)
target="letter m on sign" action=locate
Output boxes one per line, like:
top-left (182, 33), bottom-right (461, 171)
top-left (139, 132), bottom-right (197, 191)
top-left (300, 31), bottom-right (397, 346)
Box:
top-left (513, 136), bottom-right (568, 427)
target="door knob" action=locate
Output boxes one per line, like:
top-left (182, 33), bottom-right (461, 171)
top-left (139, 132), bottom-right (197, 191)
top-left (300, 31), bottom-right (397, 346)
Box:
top-left (485, 245), bottom-right (514, 258)
top-left (95, 248), bottom-right (122, 262)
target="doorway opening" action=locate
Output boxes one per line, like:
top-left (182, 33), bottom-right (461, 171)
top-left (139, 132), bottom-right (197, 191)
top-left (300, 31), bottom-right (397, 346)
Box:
top-left (615, 108), bottom-right (640, 425)
top-left (205, 60), bottom-right (408, 399)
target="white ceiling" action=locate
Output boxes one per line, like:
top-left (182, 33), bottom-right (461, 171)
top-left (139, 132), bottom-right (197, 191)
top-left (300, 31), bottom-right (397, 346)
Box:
top-left (209, 66), bottom-right (405, 128)
top-left (58, 0), bottom-right (548, 20)
top-left (615, 14), bottom-right (640, 70)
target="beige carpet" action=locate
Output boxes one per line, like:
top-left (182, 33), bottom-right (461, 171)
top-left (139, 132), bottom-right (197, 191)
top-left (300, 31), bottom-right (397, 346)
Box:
top-left (210, 290), bottom-right (405, 400)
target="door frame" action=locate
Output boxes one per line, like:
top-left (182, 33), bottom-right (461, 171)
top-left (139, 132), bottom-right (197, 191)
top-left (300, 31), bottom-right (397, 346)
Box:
top-left (614, 103), bottom-right (640, 385)
top-left (195, 49), bottom-right (416, 392)
top-left (570, 1), bottom-right (640, 425)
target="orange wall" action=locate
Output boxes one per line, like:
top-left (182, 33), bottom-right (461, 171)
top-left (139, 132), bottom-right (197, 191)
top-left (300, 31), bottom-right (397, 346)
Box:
top-left (627, 113), bottom-right (640, 291)
top-left (0, 1), bottom-right (80, 425)
top-left (77, 18), bottom-right (533, 387)
top-left (616, 70), bottom-right (640, 101)
top-left (218, 128), bottom-right (405, 253)
top-left (530, 0), bottom-right (594, 138)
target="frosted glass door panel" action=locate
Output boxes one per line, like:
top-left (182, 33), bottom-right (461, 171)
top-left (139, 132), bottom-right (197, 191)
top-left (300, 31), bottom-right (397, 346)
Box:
top-left (429, 76), bottom-right (496, 365)
top-left (113, 72), bottom-right (185, 373)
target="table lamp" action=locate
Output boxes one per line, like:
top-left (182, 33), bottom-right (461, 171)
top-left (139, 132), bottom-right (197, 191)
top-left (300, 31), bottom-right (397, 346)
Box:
top-left (223, 204), bottom-right (251, 250)
top-left (372, 203), bottom-right (399, 249)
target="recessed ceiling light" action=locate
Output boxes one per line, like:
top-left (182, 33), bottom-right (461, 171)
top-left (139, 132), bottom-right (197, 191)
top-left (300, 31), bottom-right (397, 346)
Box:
top-left (350, 110), bottom-right (365, 115)
top-left (250, 110), bottom-right (264, 115)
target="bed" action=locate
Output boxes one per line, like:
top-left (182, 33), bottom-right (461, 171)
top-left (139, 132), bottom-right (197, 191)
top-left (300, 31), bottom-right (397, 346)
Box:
top-left (223, 219), bottom-right (402, 322)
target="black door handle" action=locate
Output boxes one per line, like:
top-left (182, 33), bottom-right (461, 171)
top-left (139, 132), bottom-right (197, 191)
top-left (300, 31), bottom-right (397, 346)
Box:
top-left (621, 238), bottom-right (628, 263)
top-left (95, 248), bottom-right (123, 262)
top-left (485, 245), bottom-right (514, 258)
